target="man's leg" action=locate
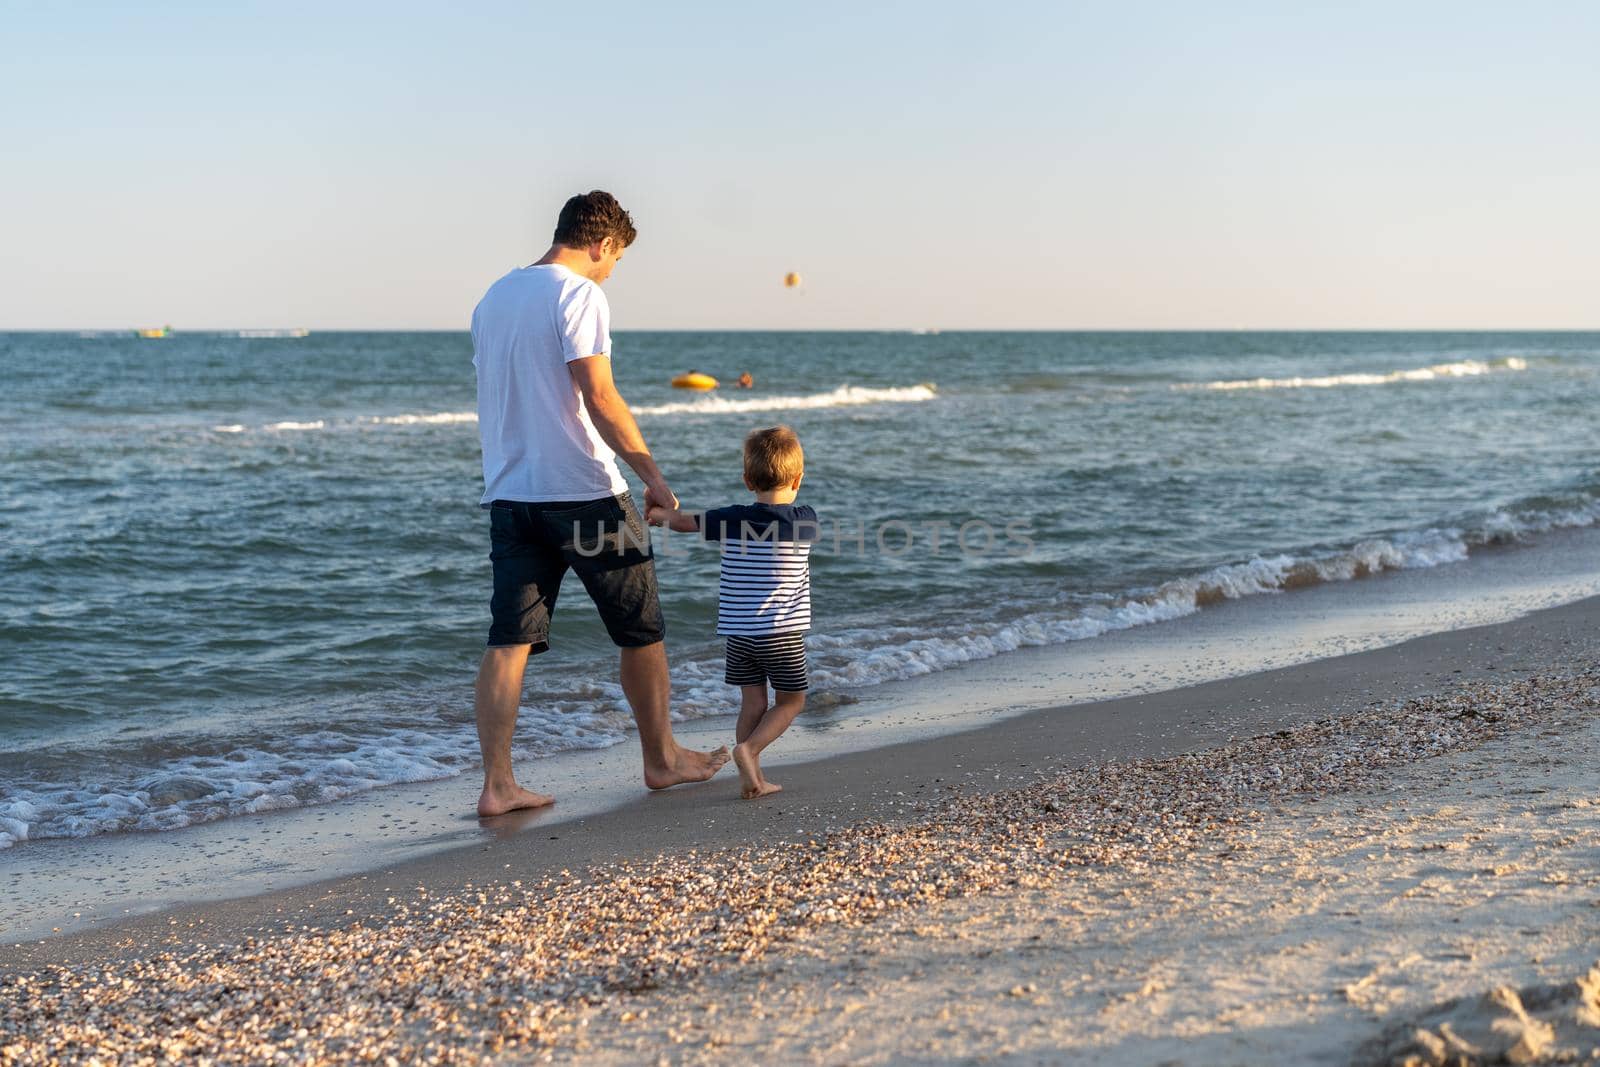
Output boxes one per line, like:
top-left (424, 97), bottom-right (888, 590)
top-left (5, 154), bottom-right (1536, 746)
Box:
top-left (570, 495), bottom-right (727, 790)
top-left (474, 644), bottom-right (555, 817)
top-left (732, 690), bottom-right (805, 800)
top-left (621, 641), bottom-right (731, 790)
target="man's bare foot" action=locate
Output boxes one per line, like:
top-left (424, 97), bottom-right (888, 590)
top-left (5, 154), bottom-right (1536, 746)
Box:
top-left (643, 744), bottom-right (731, 790)
top-left (477, 782), bottom-right (555, 818)
top-left (731, 742), bottom-right (782, 799)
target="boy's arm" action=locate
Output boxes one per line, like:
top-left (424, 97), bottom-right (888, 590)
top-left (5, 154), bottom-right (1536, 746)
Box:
top-left (646, 504), bottom-right (701, 534)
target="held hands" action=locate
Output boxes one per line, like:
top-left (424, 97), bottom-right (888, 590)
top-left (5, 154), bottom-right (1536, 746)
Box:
top-left (647, 503), bottom-right (699, 534)
top-left (649, 502), bottom-right (700, 534)
top-left (643, 478), bottom-right (679, 521)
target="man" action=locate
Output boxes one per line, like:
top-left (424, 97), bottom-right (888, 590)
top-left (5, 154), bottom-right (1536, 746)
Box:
top-left (470, 190), bottom-right (728, 817)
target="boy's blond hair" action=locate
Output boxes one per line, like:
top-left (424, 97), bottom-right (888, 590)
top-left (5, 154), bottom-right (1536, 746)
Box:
top-left (744, 425), bottom-right (804, 491)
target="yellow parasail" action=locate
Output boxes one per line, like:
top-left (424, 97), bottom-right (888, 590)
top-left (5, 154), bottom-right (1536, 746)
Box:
top-left (783, 271), bottom-right (802, 289)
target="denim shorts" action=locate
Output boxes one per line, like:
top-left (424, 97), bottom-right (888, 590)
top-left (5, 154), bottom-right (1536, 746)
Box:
top-left (486, 493), bottom-right (664, 653)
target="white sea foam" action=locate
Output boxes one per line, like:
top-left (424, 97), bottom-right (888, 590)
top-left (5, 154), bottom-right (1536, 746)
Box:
top-left (375, 411), bottom-right (479, 425)
top-left (197, 384), bottom-right (937, 436)
top-left (0, 800), bottom-right (36, 849)
top-left (792, 531), bottom-right (1467, 690)
top-left (0, 716), bottom-right (630, 848)
top-left (1184, 357), bottom-right (1529, 392)
top-left (631, 383), bottom-right (938, 417)
top-left (4, 494), bottom-right (1597, 851)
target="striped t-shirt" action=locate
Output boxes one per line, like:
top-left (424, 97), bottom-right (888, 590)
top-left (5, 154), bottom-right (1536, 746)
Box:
top-left (696, 503), bottom-right (820, 636)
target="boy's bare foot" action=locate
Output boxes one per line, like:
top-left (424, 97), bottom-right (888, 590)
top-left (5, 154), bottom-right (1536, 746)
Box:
top-left (644, 744), bottom-right (731, 790)
top-left (477, 782), bottom-right (555, 818)
top-left (732, 742), bottom-right (782, 799)
top-left (731, 741), bottom-right (760, 794)
top-left (744, 779), bottom-right (782, 800)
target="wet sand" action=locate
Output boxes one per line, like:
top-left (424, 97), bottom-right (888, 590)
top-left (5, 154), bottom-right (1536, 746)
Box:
top-left (3, 592), bottom-right (1599, 1063)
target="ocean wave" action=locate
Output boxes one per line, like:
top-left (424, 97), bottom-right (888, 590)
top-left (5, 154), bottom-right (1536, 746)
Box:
top-left (798, 534), bottom-right (1464, 688)
top-left (1182, 357), bottom-right (1528, 392)
top-left (5, 492), bottom-right (1597, 851)
top-left (799, 498), bottom-right (1599, 690)
top-left (199, 385), bottom-right (937, 436)
top-left (0, 703), bottom-right (635, 850)
top-left (630, 384), bottom-right (938, 417)
top-left (375, 411), bottom-right (478, 425)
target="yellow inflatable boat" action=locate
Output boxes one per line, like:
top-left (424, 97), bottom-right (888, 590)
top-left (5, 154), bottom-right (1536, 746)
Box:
top-left (671, 372), bottom-right (718, 390)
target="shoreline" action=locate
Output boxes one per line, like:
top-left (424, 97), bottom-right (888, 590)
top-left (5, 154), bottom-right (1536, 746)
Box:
top-left (5, 573), bottom-right (1599, 975)
top-left (3, 597), bottom-right (1597, 1062)
top-left (8, 523), bottom-right (1600, 946)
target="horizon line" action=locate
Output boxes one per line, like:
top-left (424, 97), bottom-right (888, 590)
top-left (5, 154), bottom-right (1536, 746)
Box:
top-left (5, 326), bottom-right (1600, 334)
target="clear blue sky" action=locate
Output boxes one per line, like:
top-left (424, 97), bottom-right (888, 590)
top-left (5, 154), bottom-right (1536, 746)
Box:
top-left (3, 1), bottom-right (1596, 329)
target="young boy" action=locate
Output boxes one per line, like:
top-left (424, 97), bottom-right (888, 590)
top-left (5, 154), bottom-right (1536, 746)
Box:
top-left (648, 426), bottom-right (819, 799)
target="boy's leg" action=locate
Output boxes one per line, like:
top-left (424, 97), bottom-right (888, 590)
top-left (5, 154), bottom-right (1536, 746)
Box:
top-left (735, 685), bottom-right (769, 744)
top-left (742, 690), bottom-right (806, 755)
top-left (732, 690), bottom-right (805, 799)
top-left (724, 637), bottom-right (766, 744)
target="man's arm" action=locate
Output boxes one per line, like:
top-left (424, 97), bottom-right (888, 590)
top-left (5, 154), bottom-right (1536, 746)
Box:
top-left (568, 354), bottom-right (676, 513)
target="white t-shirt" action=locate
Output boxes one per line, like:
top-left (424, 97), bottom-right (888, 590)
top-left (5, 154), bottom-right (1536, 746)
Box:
top-left (472, 264), bottom-right (629, 504)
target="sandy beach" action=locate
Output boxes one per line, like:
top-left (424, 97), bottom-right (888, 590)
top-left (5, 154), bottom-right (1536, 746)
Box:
top-left (8, 5), bottom-right (1600, 1062)
top-left (4, 591), bottom-right (1599, 1063)
top-left (563, 676), bottom-right (1600, 1066)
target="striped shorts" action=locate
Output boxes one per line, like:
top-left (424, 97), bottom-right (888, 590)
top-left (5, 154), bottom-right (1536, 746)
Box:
top-left (724, 632), bottom-right (809, 692)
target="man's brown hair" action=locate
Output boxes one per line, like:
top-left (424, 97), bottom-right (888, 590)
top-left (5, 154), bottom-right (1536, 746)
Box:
top-left (552, 190), bottom-right (637, 248)
top-left (744, 425), bottom-right (804, 491)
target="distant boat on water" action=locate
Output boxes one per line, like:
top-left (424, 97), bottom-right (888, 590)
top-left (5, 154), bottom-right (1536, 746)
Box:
top-left (136, 325), bottom-right (172, 339)
top-left (237, 328), bottom-right (310, 338)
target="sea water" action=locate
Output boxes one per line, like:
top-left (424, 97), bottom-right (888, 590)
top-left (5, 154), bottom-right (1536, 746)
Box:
top-left (3, 330), bottom-right (1597, 848)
